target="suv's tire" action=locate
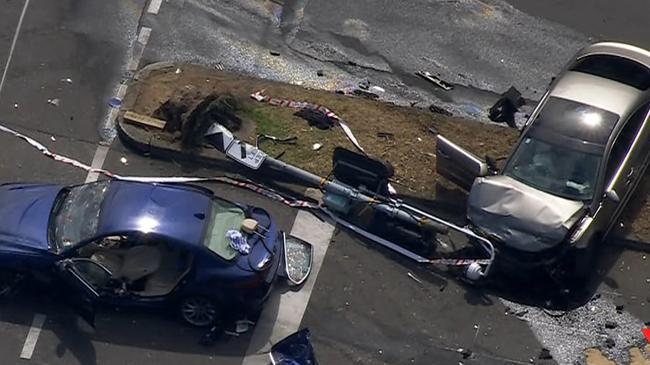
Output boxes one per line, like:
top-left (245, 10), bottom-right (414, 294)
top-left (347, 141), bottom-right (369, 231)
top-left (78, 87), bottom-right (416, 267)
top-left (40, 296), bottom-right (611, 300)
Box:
top-left (179, 296), bottom-right (220, 327)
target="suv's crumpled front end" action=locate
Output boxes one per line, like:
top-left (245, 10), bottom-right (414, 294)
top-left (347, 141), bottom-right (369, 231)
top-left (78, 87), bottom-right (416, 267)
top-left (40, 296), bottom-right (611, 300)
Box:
top-left (467, 175), bottom-right (586, 258)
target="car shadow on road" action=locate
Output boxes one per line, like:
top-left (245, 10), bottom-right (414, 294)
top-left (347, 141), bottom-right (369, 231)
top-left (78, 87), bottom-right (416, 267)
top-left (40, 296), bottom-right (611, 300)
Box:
top-left (0, 282), bottom-right (263, 363)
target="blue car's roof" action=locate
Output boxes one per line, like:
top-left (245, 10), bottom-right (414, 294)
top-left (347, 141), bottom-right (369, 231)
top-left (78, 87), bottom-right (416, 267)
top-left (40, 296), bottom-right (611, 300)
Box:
top-left (96, 181), bottom-right (213, 246)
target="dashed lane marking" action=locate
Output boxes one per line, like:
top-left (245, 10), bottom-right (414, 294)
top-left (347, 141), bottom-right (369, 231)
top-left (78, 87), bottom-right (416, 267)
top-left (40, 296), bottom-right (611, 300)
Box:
top-left (19, 313), bottom-right (45, 360)
top-left (0, 0), bottom-right (30, 99)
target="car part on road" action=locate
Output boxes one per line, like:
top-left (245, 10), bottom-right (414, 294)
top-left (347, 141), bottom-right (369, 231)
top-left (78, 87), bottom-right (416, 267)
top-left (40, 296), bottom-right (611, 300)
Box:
top-left (283, 233), bottom-right (313, 286)
top-left (270, 328), bottom-right (318, 365)
top-left (416, 71), bottom-right (453, 91)
top-left (488, 86), bottom-right (525, 128)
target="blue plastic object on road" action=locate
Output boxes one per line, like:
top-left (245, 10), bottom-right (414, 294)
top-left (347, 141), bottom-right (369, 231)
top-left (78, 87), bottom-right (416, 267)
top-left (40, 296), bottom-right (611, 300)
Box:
top-left (226, 229), bottom-right (250, 254)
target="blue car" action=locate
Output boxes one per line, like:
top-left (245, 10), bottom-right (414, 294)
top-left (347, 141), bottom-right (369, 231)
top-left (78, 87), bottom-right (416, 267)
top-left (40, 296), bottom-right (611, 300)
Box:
top-left (0, 180), bottom-right (312, 327)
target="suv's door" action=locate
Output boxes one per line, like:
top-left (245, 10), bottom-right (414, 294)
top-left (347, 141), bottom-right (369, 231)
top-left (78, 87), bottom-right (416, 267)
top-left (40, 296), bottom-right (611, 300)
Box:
top-left (55, 258), bottom-right (113, 327)
top-left (435, 135), bottom-right (489, 190)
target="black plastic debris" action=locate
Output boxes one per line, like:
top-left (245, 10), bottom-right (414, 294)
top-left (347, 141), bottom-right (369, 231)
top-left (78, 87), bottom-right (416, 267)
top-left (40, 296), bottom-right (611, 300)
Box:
top-left (270, 328), bottom-right (318, 365)
top-left (457, 348), bottom-right (472, 359)
top-left (332, 147), bottom-right (394, 197)
top-left (429, 104), bottom-right (453, 117)
top-left (316, 70), bottom-right (324, 77)
top-left (604, 337), bottom-right (616, 348)
top-left (358, 80), bottom-right (371, 90)
top-left (270, 50), bottom-right (281, 56)
top-left (294, 108), bottom-right (335, 130)
top-left (488, 86), bottom-right (525, 128)
top-left (604, 320), bottom-right (618, 329)
top-left (538, 348), bottom-right (553, 360)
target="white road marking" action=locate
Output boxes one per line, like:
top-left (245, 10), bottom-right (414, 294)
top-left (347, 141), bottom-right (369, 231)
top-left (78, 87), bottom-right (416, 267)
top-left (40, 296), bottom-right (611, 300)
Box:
top-left (19, 313), bottom-right (46, 360)
top-left (127, 27), bottom-right (152, 72)
top-left (0, 0), bottom-right (30, 98)
top-left (84, 144), bottom-right (111, 183)
top-left (241, 210), bottom-right (335, 365)
top-left (147, 0), bottom-right (163, 14)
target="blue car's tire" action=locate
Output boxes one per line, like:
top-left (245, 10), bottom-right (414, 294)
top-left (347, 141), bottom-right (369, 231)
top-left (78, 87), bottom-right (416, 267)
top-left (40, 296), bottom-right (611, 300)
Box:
top-left (179, 296), bottom-right (220, 327)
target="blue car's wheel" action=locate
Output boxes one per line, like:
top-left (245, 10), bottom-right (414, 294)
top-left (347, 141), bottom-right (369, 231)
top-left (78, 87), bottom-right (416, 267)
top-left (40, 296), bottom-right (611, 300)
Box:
top-left (180, 296), bottom-right (219, 327)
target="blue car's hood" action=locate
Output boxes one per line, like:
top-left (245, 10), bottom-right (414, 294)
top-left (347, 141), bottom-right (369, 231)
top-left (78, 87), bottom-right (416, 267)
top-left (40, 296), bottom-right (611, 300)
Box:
top-left (0, 183), bottom-right (62, 250)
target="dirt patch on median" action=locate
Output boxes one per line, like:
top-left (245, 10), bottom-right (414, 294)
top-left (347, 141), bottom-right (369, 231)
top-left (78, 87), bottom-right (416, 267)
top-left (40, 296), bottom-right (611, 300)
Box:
top-left (125, 63), bottom-right (650, 241)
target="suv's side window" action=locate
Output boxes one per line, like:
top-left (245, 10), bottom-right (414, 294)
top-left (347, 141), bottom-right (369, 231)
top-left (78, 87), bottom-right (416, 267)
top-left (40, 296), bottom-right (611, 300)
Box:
top-left (605, 104), bottom-right (650, 184)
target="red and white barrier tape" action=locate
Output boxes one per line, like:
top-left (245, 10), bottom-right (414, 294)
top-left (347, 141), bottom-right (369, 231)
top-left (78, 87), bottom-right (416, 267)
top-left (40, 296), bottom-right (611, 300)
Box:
top-left (0, 124), bottom-right (317, 209)
top-left (250, 89), bottom-right (366, 154)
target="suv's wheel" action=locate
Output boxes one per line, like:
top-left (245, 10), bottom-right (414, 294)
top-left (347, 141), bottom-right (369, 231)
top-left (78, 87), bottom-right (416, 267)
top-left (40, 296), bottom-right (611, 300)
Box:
top-left (179, 296), bottom-right (220, 327)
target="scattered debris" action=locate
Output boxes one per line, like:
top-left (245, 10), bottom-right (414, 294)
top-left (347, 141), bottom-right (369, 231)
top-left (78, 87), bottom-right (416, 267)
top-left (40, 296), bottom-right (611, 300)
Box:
top-left (605, 321), bottom-right (618, 329)
top-left (294, 108), bottom-right (335, 130)
top-left (428, 126), bottom-right (439, 135)
top-left (215, 63), bottom-right (224, 71)
top-left (416, 71), bottom-right (453, 91)
top-left (488, 86), bottom-right (525, 128)
top-left (123, 111), bottom-right (167, 130)
top-left (119, 156), bottom-right (128, 165)
top-left (377, 132), bottom-right (394, 140)
top-left (417, 137), bottom-right (422, 142)
top-left (60, 77), bottom-right (73, 84)
top-left (407, 272), bottom-right (423, 284)
top-left (108, 97), bottom-right (122, 109)
top-left (50, 136), bottom-right (56, 142)
top-left (538, 348), bottom-right (553, 360)
top-left (604, 337), bottom-right (616, 348)
top-left (256, 134), bottom-right (297, 148)
top-left (370, 85), bottom-right (385, 93)
top-left (181, 94), bottom-right (242, 147)
top-left (312, 143), bottom-right (323, 151)
top-left (270, 329), bottom-right (318, 364)
top-left (47, 98), bottom-right (60, 107)
top-left (457, 348), bottom-right (472, 359)
top-left (316, 70), bottom-right (324, 77)
top-left (175, 68), bottom-right (182, 74)
top-left (358, 80), bottom-right (370, 90)
top-left (353, 89), bottom-right (379, 99)
top-left (269, 50), bottom-right (281, 56)
top-left (429, 104), bottom-right (453, 116)
top-left (13, 103), bottom-right (18, 109)
top-left (614, 298), bottom-right (625, 313)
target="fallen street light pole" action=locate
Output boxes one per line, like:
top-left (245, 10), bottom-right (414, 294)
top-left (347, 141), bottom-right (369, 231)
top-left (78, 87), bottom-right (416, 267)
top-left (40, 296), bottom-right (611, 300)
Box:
top-left (204, 124), bottom-right (495, 280)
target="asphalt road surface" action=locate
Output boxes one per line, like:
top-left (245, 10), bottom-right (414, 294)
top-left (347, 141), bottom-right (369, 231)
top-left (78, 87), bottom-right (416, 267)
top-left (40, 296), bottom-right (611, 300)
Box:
top-left (0, 1), bottom-right (649, 365)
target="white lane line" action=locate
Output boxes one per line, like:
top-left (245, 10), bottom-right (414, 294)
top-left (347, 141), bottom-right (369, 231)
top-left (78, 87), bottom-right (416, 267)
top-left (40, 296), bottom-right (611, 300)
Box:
top-left (147, 0), bottom-right (163, 14)
top-left (127, 27), bottom-right (152, 72)
top-left (19, 313), bottom-right (46, 360)
top-left (84, 144), bottom-right (111, 183)
top-left (241, 210), bottom-right (335, 365)
top-left (0, 0), bottom-right (30, 98)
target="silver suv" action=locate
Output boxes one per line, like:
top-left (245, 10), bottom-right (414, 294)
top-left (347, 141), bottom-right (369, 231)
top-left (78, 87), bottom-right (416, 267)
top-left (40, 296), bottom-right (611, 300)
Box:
top-left (437, 42), bottom-right (650, 277)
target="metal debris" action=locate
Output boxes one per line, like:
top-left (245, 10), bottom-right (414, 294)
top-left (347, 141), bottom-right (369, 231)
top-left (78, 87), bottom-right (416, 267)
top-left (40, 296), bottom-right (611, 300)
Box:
top-left (175, 68), bottom-right (182, 74)
top-left (416, 71), bottom-right (453, 91)
top-left (120, 156), bottom-right (128, 165)
top-left (60, 77), bottom-right (73, 84)
top-left (50, 136), bottom-right (56, 142)
top-left (47, 98), bottom-right (60, 107)
top-left (312, 143), bottom-right (322, 151)
top-left (407, 272), bottom-right (423, 284)
top-left (377, 132), bottom-right (394, 140)
top-left (370, 85), bottom-right (385, 93)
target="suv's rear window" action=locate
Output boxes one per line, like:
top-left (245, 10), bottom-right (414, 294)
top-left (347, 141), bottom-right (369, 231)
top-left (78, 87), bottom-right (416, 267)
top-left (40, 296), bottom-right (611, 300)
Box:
top-left (570, 54), bottom-right (650, 90)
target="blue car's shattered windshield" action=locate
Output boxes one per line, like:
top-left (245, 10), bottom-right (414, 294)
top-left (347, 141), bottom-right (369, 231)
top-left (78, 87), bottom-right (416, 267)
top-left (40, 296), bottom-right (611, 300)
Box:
top-left (52, 180), bottom-right (110, 250)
